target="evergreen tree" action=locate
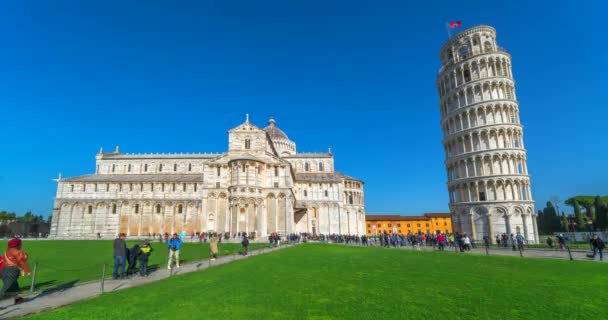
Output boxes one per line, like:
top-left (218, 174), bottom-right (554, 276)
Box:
top-left (543, 202), bottom-right (561, 232)
top-left (560, 215), bottom-right (569, 232)
top-left (537, 209), bottom-right (546, 234)
top-left (594, 196), bottom-right (608, 230)
top-left (573, 200), bottom-right (586, 231)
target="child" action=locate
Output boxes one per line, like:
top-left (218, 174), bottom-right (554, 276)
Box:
top-left (139, 240), bottom-right (153, 276)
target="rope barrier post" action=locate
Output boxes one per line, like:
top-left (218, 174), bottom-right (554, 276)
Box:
top-left (566, 244), bottom-right (573, 261)
top-left (100, 263), bottom-right (106, 294)
top-left (29, 262), bottom-right (38, 294)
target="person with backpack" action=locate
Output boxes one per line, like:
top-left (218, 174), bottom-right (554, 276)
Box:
top-left (138, 240), bottom-right (153, 276)
top-left (0, 238), bottom-right (31, 304)
top-left (167, 233), bottom-right (183, 269)
top-left (127, 243), bottom-right (141, 276)
top-left (590, 235), bottom-right (605, 261)
top-left (241, 234), bottom-right (250, 256)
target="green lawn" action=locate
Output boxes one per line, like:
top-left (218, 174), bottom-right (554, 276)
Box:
top-left (25, 243), bottom-right (607, 320)
top-left (0, 239), bottom-right (266, 292)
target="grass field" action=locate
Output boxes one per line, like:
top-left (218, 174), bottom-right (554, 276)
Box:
top-left (24, 243), bottom-right (607, 320)
top-left (0, 239), bottom-right (266, 292)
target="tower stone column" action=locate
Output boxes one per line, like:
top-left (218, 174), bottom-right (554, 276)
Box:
top-left (436, 25), bottom-right (537, 243)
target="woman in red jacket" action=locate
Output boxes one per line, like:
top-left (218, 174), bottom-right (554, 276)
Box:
top-left (1, 238), bottom-right (31, 304)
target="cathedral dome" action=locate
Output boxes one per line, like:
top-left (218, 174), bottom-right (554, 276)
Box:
top-left (263, 117), bottom-right (289, 140)
top-left (263, 117), bottom-right (296, 156)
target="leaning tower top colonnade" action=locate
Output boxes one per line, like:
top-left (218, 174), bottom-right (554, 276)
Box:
top-left (436, 25), bottom-right (538, 243)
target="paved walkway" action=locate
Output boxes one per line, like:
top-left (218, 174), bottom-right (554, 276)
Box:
top-left (338, 242), bottom-right (606, 262)
top-left (0, 244), bottom-right (295, 319)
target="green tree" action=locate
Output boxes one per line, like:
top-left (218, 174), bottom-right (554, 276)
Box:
top-left (6, 212), bottom-right (16, 221)
top-left (542, 202), bottom-right (561, 233)
top-left (595, 196), bottom-right (608, 230)
top-left (573, 200), bottom-right (586, 231)
top-left (560, 215), bottom-right (569, 232)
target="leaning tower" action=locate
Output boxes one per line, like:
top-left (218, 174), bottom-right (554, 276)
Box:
top-left (436, 25), bottom-right (538, 243)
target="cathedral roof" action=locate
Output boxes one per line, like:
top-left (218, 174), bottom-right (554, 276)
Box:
top-left (282, 153), bottom-right (332, 158)
top-left (61, 174), bottom-right (205, 182)
top-left (228, 153), bottom-right (265, 163)
top-left (295, 173), bottom-right (343, 183)
top-left (294, 172), bottom-right (361, 183)
top-left (101, 153), bottom-right (222, 160)
top-left (263, 117), bottom-right (290, 140)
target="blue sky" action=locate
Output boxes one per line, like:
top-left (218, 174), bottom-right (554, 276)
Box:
top-left (0, 1), bottom-right (605, 217)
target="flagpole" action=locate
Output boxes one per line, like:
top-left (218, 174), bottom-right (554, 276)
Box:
top-left (445, 22), bottom-right (452, 39)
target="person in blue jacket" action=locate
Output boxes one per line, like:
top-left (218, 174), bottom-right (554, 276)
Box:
top-left (167, 233), bottom-right (183, 269)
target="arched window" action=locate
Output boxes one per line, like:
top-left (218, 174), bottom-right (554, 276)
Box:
top-left (305, 162), bottom-right (310, 172)
top-left (319, 162), bottom-right (324, 171)
top-left (194, 184), bottom-right (197, 192)
top-left (159, 164), bottom-right (163, 172)
top-left (183, 183), bottom-right (186, 191)
top-left (156, 204), bottom-right (161, 214)
top-left (174, 164), bottom-right (178, 172)
top-left (459, 46), bottom-right (469, 59)
top-left (112, 204), bottom-right (117, 214)
top-left (274, 166), bottom-right (279, 177)
top-left (135, 204), bottom-right (139, 214)
top-left (245, 139), bottom-right (251, 149)
top-left (88, 205), bottom-right (93, 214)
top-left (128, 164), bottom-right (131, 172)
top-left (144, 164), bottom-right (148, 172)
top-left (172, 183), bottom-right (176, 192)
top-left (112, 164), bottom-right (115, 172)
top-left (217, 167), bottom-right (221, 176)
top-left (349, 194), bottom-right (354, 205)
top-left (188, 163), bottom-right (192, 172)
top-left (484, 42), bottom-right (493, 52)
top-left (304, 190), bottom-right (308, 197)
top-left (178, 204), bottom-right (183, 214)
top-left (325, 190), bottom-right (328, 197)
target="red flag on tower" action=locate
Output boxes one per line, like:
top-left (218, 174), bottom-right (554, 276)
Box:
top-left (449, 21), bottom-right (462, 29)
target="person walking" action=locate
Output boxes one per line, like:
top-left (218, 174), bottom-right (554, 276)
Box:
top-left (437, 233), bottom-right (446, 251)
top-left (241, 234), bottom-right (250, 256)
top-left (462, 234), bottom-right (471, 252)
top-left (210, 233), bottom-right (219, 260)
top-left (590, 235), bottom-right (605, 261)
top-left (546, 237), bottom-right (554, 249)
top-left (515, 232), bottom-right (525, 251)
top-left (0, 238), bottom-right (31, 304)
top-left (112, 233), bottom-right (127, 279)
top-left (167, 233), bottom-right (183, 269)
top-left (138, 240), bottom-right (153, 276)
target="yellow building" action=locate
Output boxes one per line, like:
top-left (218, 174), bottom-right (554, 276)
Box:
top-left (365, 213), bottom-right (452, 236)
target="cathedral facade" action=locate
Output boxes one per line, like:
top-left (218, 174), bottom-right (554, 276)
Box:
top-left (49, 116), bottom-right (366, 239)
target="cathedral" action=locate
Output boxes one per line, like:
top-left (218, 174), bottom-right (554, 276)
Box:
top-left (49, 116), bottom-right (366, 239)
